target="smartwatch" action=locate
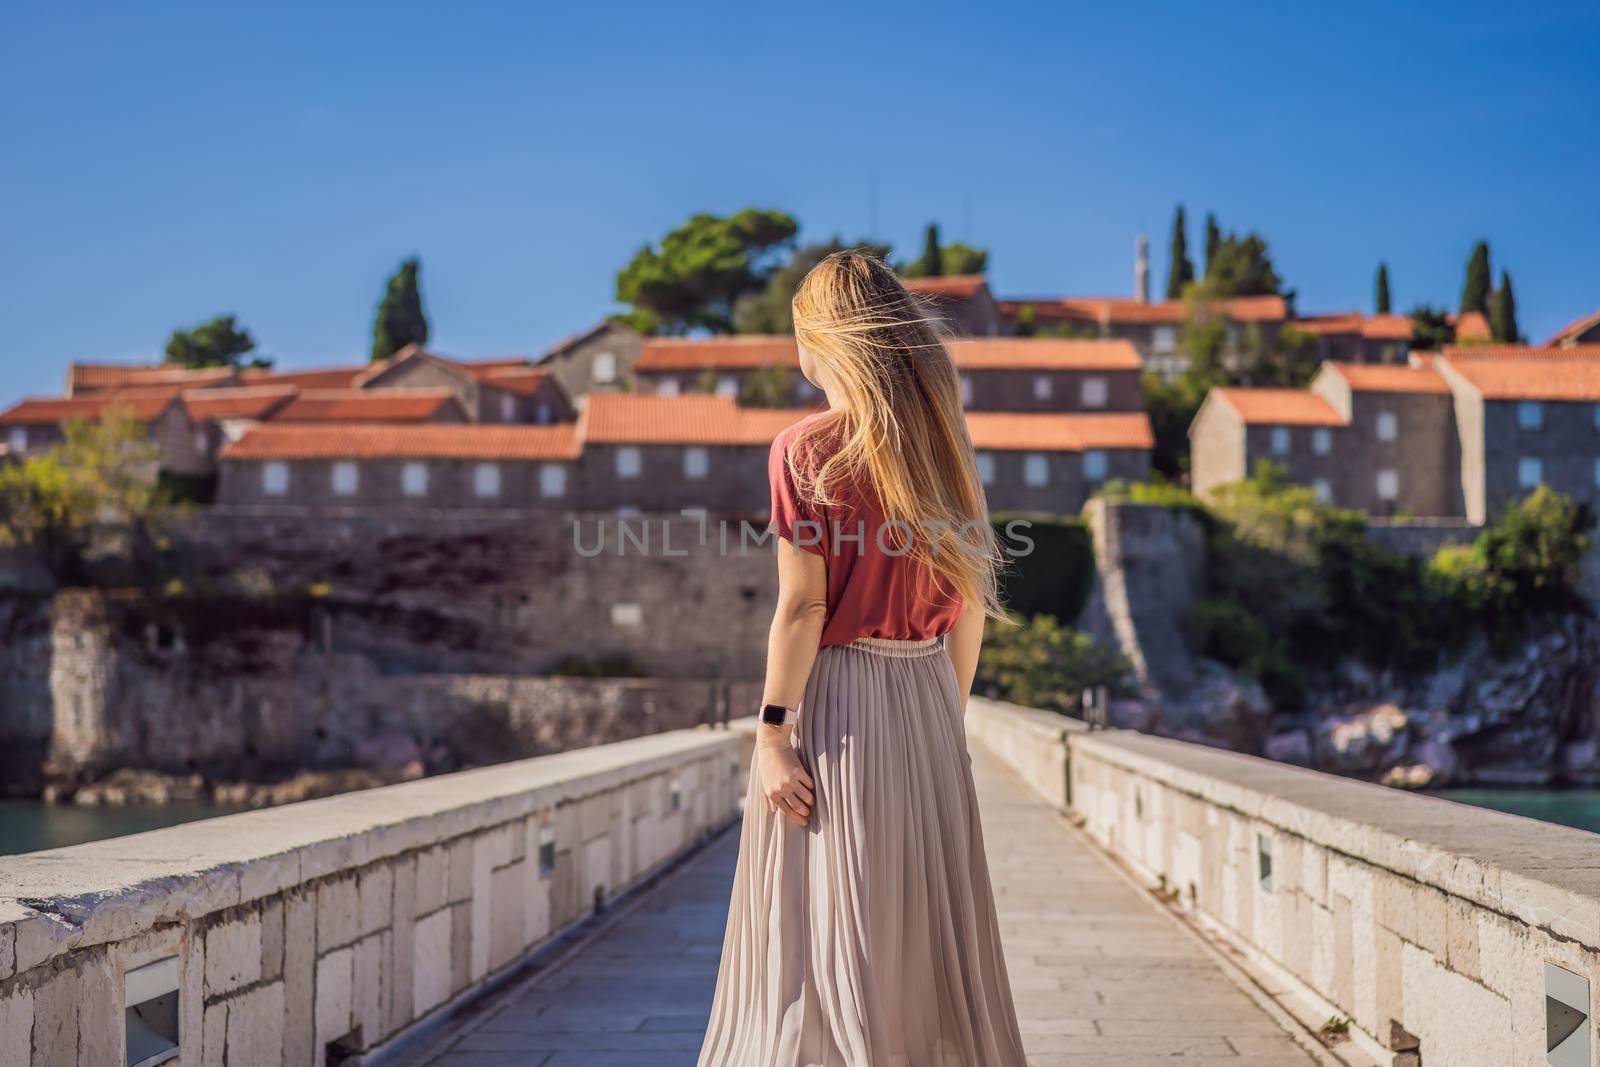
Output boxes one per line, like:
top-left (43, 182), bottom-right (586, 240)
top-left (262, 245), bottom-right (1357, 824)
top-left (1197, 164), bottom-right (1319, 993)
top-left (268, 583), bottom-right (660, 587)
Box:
top-left (759, 703), bottom-right (795, 726)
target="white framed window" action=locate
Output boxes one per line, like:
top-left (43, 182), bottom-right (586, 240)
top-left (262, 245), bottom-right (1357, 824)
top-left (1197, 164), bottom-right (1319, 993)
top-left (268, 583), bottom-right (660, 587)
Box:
top-left (1376, 411), bottom-right (1398, 441)
top-left (656, 377), bottom-right (680, 397)
top-left (715, 376), bottom-right (739, 398)
top-left (262, 461), bottom-right (289, 496)
top-left (615, 446), bottom-right (642, 479)
top-left (1023, 453), bottom-right (1049, 487)
top-left (1518, 400), bottom-right (1543, 430)
top-left (402, 462), bottom-right (428, 497)
top-left (960, 376), bottom-right (974, 406)
top-left (539, 463), bottom-right (567, 498)
top-left (1376, 469), bottom-right (1399, 500)
top-left (1032, 376), bottom-right (1053, 401)
top-left (1312, 428), bottom-right (1332, 455)
top-left (1080, 376), bottom-right (1109, 408)
top-left (1152, 326), bottom-right (1177, 353)
top-left (473, 462), bottom-right (501, 498)
top-left (610, 602), bottom-right (643, 627)
top-left (1270, 427), bottom-right (1291, 455)
top-left (1518, 457), bottom-right (1543, 488)
top-left (1313, 479), bottom-right (1333, 503)
top-left (975, 452), bottom-right (996, 486)
top-left (499, 393), bottom-right (516, 422)
top-left (331, 461), bottom-right (359, 496)
top-left (5, 427), bottom-right (25, 453)
top-left (535, 403), bottom-right (552, 424)
top-left (592, 352), bottom-right (617, 384)
top-left (683, 446), bottom-right (709, 479)
top-left (1083, 450), bottom-right (1108, 481)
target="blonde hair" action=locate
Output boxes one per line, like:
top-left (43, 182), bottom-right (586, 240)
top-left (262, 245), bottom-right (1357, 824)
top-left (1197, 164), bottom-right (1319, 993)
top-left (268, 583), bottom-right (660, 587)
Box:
top-left (789, 251), bottom-right (1003, 618)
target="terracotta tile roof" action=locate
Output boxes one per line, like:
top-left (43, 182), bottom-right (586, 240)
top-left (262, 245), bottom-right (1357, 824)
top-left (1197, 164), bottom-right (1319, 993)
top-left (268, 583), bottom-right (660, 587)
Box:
top-left (1325, 362), bottom-right (1448, 395)
top-left (1546, 308), bottom-right (1600, 347)
top-left (966, 412), bottom-right (1154, 451)
top-left (474, 366), bottom-right (555, 397)
top-left (1438, 355), bottom-right (1600, 402)
top-left (634, 337), bottom-right (799, 372)
top-left (582, 394), bottom-right (810, 446)
top-left (998, 294), bottom-right (1288, 326)
top-left (946, 338), bottom-right (1142, 371)
top-left (1295, 313), bottom-right (1415, 341)
top-left (1441, 344), bottom-right (1600, 361)
top-left (68, 362), bottom-right (239, 394)
top-left (1361, 314), bottom-right (1416, 341)
top-left (269, 389), bottom-right (463, 423)
top-left (1453, 311), bottom-right (1492, 342)
top-left (902, 274), bottom-right (989, 300)
top-left (221, 423), bottom-right (581, 461)
top-left (1212, 388), bottom-right (1346, 426)
top-left (182, 385), bottom-right (298, 421)
top-left (243, 364), bottom-right (375, 390)
top-left (0, 391), bottom-right (179, 425)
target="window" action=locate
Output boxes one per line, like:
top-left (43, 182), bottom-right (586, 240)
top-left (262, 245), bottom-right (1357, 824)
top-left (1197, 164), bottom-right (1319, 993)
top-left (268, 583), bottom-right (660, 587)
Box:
top-left (402, 462), bottom-right (429, 497)
top-left (1313, 479), bottom-right (1333, 503)
top-left (615, 446), bottom-right (642, 479)
top-left (1376, 411), bottom-right (1398, 441)
top-left (656, 378), bottom-right (680, 397)
top-left (1081, 377), bottom-right (1108, 408)
top-left (1518, 400), bottom-right (1543, 430)
top-left (1593, 404), bottom-right (1600, 430)
top-left (1312, 428), bottom-right (1332, 455)
top-left (683, 446), bottom-right (709, 479)
top-left (1023, 453), bottom-right (1049, 487)
top-left (610, 602), bottom-right (643, 627)
top-left (1083, 450), bottom-right (1108, 481)
top-left (975, 452), bottom-right (996, 486)
top-left (1376, 469), bottom-right (1399, 500)
top-left (1152, 326), bottom-right (1177, 353)
top-left (262, 462), bottom-right (289, 496)
top-left (535, 403), bottom-right (552, 425)
top-left (1032, 376), bottom-right (1053, 401)
top-left (1518, 457), bottom-right (1543, 489)
top-left (499, 394), bottom-right (516, 422)
top-left (591, 352), bottom-right (617, 384)
top-left (539, 463), bottom-right (567, 497)
top-left (960, 376), bottom-right (974, 406)
top-left (331, 462), bottom-right (359, 496)
top-left (1594, 458), bottom-right (1600, 489)
top-left (194, 429), bottom-right (209, 455)
top-left (473, 463), bottom-right (501, 498)
top-left (1270, 427), bottom-right (1291, 455)
top-left (715, 377), bottom-right (739, 398)
top-left (6, 427), bottom-right (26, 453)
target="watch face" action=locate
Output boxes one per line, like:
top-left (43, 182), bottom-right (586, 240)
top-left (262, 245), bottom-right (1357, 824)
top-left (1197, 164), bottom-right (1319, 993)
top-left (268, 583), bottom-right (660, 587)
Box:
top-left (760, 704), bottom-right (788, 725)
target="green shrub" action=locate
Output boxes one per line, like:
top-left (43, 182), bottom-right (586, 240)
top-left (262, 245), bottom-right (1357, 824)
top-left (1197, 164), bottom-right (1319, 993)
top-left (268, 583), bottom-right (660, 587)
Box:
top-left (991, 513), bottom-right (1094, 624)
top-left (976, 614), bottom-right (1129, 715)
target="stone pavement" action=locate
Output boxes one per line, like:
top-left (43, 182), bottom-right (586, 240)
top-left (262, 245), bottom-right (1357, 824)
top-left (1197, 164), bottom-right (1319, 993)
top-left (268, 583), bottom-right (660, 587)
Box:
top-left (395, 745), bottom-right (1322, 1066)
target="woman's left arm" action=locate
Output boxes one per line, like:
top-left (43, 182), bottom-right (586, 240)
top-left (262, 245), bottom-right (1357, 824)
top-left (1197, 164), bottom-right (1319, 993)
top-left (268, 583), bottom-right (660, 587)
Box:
top-left (945, 598), bottom-right (985, 710)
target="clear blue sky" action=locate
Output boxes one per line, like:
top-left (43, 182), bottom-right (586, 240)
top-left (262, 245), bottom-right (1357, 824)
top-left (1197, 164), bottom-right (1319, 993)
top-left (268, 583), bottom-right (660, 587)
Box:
top-left (4, 2), bottom-right (1597, 398)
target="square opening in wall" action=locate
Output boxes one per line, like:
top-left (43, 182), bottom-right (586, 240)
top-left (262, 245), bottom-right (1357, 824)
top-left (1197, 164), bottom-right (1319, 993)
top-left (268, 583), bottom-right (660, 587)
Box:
top-left (125, 955), bottom-right (180, 1067)
top-left (1547, 962), bottom-right (1590, 1066)
top-left (538, 824), bottom-right (556, 878)
top-left (1256, 833), bottom-right (1274, 892)
top-left (669, 776), bottom-right (682, 812)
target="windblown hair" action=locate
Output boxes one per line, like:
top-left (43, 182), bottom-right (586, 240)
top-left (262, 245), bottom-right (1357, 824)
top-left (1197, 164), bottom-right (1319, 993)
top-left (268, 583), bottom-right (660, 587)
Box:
top-left (789, 251), bottom-right (1004, 617)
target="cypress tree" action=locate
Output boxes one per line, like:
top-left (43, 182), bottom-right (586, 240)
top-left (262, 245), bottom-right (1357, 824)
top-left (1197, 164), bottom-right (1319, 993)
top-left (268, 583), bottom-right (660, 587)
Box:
top-left (1375, 263), bottom-right (1391, 314)
top-left (1166, 205), bottom-right (1194, 299)
top-left (1490, 270), bottom-right (1520, 343)
top-left (1204, 213), bottom-right (1221, 273)
top-left (372, 257), bottom-right (429, 362)
top-left (1460, 241), bottom-right (1491, 316)
top-left (920, 223), bottom-right (943, 278)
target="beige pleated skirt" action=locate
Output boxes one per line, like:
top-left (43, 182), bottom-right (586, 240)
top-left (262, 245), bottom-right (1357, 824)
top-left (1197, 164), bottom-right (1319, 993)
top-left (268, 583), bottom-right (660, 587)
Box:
top-left (698, 636), bottom-right (1026, 1067)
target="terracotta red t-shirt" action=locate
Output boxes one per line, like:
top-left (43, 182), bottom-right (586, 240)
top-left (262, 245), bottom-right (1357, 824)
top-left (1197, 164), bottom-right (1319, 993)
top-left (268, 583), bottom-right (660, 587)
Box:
top-left (768, 415), bottom-right (964, 646)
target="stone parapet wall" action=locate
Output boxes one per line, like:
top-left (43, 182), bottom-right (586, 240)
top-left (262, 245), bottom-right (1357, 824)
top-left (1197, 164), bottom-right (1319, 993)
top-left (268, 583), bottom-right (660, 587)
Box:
top-left (0, 725), bottom-right (744, 1066)
top-left (967, 697), bottom-right (1600, 1067)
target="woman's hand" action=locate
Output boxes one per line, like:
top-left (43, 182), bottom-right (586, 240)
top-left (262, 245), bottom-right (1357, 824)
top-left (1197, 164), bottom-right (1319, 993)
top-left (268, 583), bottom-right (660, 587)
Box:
top-left (757, 728), bottom-right (815, 827)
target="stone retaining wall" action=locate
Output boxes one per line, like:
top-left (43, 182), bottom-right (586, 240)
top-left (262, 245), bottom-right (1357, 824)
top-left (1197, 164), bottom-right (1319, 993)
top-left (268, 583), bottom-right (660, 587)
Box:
top-left (966, 696), bottom-right (1600, 1067)
top-left (0, 725), bottom-right (745, 1066)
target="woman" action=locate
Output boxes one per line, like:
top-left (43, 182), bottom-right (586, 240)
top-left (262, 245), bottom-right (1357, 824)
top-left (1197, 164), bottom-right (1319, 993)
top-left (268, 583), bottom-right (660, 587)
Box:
top-left (698, 253), bottom-right (1026, 1066)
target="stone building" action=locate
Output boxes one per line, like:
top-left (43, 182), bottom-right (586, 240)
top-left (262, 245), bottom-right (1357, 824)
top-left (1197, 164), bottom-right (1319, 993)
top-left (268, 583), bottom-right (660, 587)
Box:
top-left (901, 274), bottom-right (1003, 336)
top-left (0, 391), bottom-right (203, 475)
top-left (354, 345), bottom-right (574, 424)
top-left (1546, 308), bottom-right (1600, 348)
top-left (1292, 312), bottom-right (1414, 364)
top-left (631, 337), bottom-right (821, 404)
top-left (531, 319), bottom-right (646, 399)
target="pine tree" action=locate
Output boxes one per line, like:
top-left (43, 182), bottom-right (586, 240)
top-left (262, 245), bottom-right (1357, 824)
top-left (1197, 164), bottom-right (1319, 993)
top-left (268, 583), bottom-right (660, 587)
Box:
top-left (1166, 205), bottom-right (1194, 299)
top-left (1460, 241), bottom-right (1491, 316)
top-left (1490, 270), bottom-right (1520, 343)
top-left (372, 258), bottom-right (429, 361)
top-left (1204, 213), bottom-right (1221, 273)
top-left (1375, 263), bottom-right (1391, 314)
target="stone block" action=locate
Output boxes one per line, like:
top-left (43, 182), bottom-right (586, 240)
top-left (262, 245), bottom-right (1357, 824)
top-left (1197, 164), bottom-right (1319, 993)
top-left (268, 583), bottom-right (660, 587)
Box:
top-left (0, 924), bottom-right (13, 980)
top-left (1445, 896), bottom-right (1480, 980)
top-left (352, 932), bottom-right (384, 1048)
top-left (226, 981), bottom-right (285, 1067)
top-left (413, 845), bottom-right (448, 917)
top-left (29, 967), bottom-right (77, 1067)
top-left (205, 912), bottom-right (263, 997)
top-left (446, 837), bottom-right (474, 904)
top-left (1400, 941), bottom-right (1512, 1066)
top-left (281, 888), bottom-right (316, 1067)
top-left (489, 863), bottom-right (527, 972)
top-left (1413, 885), bottom-right (1448, 958)
top-left (450, 902), bottom-right (472, 995)
top-left (314, 946), bottom-right (354, 1051)
top-left (357, 863), bottom-right (393, 937)
top-left (317, 874), bottom-right (360, 951)
top-left (579, 793), bottom-right (614, 842)
top-left (260, 899), bottom-right (285, 982)
top-left (0, 986), bottom-right (32, 1067)
top-left (77, 947), bottom-right (119, 1067)
top-left (1332, 891), bottom-right (1355, 1013)
top-left (1374, 874), bottom-right (1416, 942)
top-left (202, 1001), bottom-right (227, 1067)
top-left (1374, 926), bottom-right (1405, 1036)
top-left (385, 857), bottom-right (417, 1036)
top-left (179, 926), bottom-right (206, 1067)
top-left (1302, 842), bottom-right (1328, 907)
top-left (412, 908), bottom-right (452, 1018)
